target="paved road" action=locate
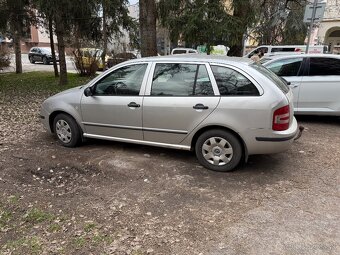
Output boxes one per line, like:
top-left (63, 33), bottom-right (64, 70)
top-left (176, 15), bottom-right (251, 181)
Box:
top-left (7, 54), bottom-right (77, 73)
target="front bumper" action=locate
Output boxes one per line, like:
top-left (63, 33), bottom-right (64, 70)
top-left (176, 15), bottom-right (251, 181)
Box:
top-left (39, 107), bottom-right (52, 133)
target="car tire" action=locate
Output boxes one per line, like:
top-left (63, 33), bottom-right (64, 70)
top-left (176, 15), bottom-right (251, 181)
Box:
top-left (43, 56), bottom-right (49, 65)
top-left (53, 113), bottom-right (82, 147)
top-left (195, 129), bottom-right (242, 172)
top-left (29, 56), bottom-right (35, 64)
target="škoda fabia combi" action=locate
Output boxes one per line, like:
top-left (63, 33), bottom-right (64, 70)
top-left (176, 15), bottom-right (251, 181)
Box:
top-left (40, 55), bottom-right (299, 172)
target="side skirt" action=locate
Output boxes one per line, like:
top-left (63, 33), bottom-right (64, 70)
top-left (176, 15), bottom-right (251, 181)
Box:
top-left (83, 133), bottom-right (191, 151)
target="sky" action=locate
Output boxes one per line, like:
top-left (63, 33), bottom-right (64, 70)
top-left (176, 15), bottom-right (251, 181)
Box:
top-left (129, 0), bottom-right (138, 5)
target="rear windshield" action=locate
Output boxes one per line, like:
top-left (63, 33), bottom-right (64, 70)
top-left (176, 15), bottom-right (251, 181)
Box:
top-left (172, 50), bottom-right (187, 54)
top-left (250, 63), bottom-right (289, 94)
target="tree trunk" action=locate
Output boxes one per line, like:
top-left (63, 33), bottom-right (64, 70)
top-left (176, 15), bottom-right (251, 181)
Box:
top-left (55, 19), bottom-right (67, 85)
top-left (49, 17), bottom-right (59, 77)
top-left (229, 0), bottom-right (251, 57)
top-left (13, 32), bottom-right (22, 74)
top-left (228, 35), bottom-right (244, 57)
top-left (101, 1), bottom-right (108, 68)
top-left (12, 16), bottom-right (22, 74)
top-left (139, 0), bottom-right (157, 57)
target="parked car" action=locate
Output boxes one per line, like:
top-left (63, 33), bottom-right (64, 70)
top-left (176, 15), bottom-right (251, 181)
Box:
top-left (171, 48), bottom-right (198, 55)
top-left (262, 54), bottom-right (340, 116)
top-left (28, 47), bottom-right (59, 65)
top-left (106, 52), bottom-right (138, 68)
top-left (245, 45), bottom-right (328, 58)
top-left (40, 55), bottom-right (298, 172)
top-left (75, 48), bottom-right (108, 70)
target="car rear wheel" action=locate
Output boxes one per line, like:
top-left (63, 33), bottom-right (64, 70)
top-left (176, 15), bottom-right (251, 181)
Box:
top-left (43, 56), bottom-right (49, 65)
top-left (53, 114), bottom-right (81, 147)
top-left (29, 56), bottom-right (35, 64)
top-left (195, 129), bottom-right (242, 172)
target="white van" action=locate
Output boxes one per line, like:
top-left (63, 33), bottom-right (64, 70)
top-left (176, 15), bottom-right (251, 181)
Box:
top-left (245, 45), bottom-right (328, 58)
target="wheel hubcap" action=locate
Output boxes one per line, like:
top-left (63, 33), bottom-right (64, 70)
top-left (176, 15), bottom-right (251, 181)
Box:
top-left (56, 120), bottom-right (72, 143)
top-left (202, 137), bottom-right (233, 166)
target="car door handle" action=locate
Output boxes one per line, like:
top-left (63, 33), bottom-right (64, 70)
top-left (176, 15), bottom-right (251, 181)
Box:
top-left (290, 83), bottom-right (300, 88)
top-left (128, 102), bottom-right (140, 108)
top-left (193, 104), bottom-right (209, 110)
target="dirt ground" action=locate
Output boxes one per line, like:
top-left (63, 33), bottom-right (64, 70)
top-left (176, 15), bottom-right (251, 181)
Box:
top-left (0, 92), bottom-right (339, 254)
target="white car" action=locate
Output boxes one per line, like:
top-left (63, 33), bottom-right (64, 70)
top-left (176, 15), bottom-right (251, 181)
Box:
top-left (40, 55), bottom-right (298, 172)
top-left (171, 48), bottom-right (198, 55)
top-left (262, 54), bottom-right (340, 116)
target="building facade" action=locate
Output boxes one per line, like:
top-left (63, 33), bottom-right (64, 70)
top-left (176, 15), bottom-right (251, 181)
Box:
top-left (20, 26), bottom-right (57, 53)
top-left (317, 0), bottom-right (340, 53)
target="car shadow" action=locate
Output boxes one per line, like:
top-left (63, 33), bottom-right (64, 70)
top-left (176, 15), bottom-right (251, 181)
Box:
top-left (81, 138), bottom-right (288, 185)
top-left (295, 115), bottom-right (340, 125)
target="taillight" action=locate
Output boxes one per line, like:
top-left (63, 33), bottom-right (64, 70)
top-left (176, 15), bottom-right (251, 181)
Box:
top-left (272, 105), bottom-right (290, 131)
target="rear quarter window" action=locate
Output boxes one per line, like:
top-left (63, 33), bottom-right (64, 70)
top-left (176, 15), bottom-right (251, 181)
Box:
top-left (251, 64), bottom-right (290, 94)
top-left (211, 65), bottom-right (260, 96)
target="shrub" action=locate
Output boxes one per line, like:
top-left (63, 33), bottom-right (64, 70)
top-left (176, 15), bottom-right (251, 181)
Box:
top-left (0, 45), bottom-right (11, 70)
top-left (72, 48), bottom-right (101, 76)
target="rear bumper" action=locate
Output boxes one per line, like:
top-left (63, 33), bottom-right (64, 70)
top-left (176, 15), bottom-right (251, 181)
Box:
top-left (246, 117), bottom-right (299, 155)
top-left (255, 134), bottom-right (296, 142)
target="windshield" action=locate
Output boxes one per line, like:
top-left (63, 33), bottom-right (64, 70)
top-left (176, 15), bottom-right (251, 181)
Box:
top-left (250, 63), bottom-right (289, 94)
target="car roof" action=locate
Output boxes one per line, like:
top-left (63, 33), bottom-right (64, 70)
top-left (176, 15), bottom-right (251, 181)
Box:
top-left (172, 47), bottom-right (197, 51)
top-left (127, 54), bottom-right (253, 66)
top-left (30, 47), bottom-right (51, 50)
top-left (263, 53), bottom-right (340, 62)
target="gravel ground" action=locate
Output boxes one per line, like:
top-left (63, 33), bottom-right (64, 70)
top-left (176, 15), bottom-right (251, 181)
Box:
top-left (0, 88), bottom-right (339, 254)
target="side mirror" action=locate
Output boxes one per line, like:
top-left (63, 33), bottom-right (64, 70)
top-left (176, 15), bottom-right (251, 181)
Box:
top-left (84, 87), bottom-right (93, 97)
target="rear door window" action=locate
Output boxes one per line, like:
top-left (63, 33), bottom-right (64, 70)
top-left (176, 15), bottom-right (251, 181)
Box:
top-left (266, 58), bottom-right (303, 76)
top-left (151, 63), bottom-right (214, 96)
top-left (309, 58), bottom-right (340, 76)
top-left (211, 65), bottom-right (260, 96)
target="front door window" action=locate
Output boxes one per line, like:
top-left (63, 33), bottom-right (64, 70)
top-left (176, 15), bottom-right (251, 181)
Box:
top-left (94, 64), bottom-right (147, 96)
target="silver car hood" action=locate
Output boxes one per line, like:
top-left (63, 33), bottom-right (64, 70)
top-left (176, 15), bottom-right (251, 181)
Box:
top-left (50, 85), bottom-right (85, 98)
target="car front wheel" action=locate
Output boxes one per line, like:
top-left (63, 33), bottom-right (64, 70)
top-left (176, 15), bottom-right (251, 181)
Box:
top-left (29, 56), bottom-right (35, 64)
top-left (43, 56), bottom-right (49, 65)
top-left (195, 129), bottom-right (242, 172)
top-left (53, 114), bottom-right (81, 147)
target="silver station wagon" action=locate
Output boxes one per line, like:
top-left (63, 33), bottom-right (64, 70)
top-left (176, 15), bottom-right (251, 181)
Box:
top-left (40, 55), bottom-right (298, 172)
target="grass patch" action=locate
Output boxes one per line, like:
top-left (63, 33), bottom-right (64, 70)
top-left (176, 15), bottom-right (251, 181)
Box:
top-left (0, 208), bottom-right (12, 229)
top-left (7, 195), bottom-right (19, 204)
top-left (92, 233), bottom-right (112, 246)
top-left (23, 208), bottom-right (54, 224)
top-left (2, 237), bottom-right (42, 255)
top-left (73, 236), bottom-right (86, 248)
top-left (84, 222), bottom-right (96, 233)
top-left (0, 71), bottom-right (92, 95)
top-left (48, 223), bottom-right (62, 233)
